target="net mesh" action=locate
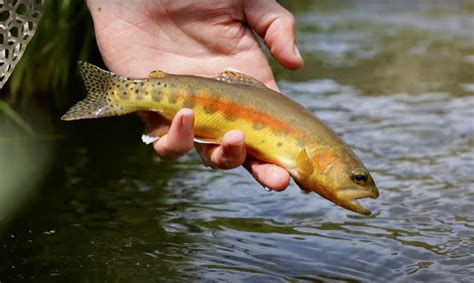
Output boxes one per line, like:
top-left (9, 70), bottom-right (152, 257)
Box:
top-left (0, 0), bottom-right (44, 89)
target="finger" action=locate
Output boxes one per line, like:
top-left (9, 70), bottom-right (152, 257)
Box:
top-left (153, 108), bottom-right (194, 161)
top-left (264, 80), bottom-right (280, 92)
top-left (244, 158), bottom-right (290, 191)
top-left (195, 130), bottom-right (246, 170)
top-left (243, 0), bottom-right (304, 70)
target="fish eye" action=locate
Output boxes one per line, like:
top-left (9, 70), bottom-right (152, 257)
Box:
top-left (351, 169), bottom-right (369, 184)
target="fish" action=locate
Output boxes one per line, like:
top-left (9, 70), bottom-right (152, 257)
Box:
top-left (62, 62), bottom-right (379, 215)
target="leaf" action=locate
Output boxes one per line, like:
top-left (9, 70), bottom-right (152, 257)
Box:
top-left (0, 100), bottom-right (34, 135)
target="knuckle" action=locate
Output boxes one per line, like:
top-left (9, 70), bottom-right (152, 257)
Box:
top-left (281, 11), bottom-right (295, 27)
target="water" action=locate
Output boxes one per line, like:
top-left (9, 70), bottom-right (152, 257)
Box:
top-left (1, 1), bottom-right (473, 281)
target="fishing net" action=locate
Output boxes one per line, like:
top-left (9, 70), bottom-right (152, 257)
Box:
top-left (0, 0), bottom-right (44, 89)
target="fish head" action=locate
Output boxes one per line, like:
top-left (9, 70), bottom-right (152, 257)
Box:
top-left (296, 145), bottom-right (379, 215)
top-left (326, 161), bottom-right (379, 215)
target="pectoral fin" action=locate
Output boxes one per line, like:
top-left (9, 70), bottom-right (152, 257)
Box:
top-left (296, 149), bottom-right (314, 176)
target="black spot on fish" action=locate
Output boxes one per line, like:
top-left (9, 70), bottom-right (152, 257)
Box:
top-left (225, 114), bottom-right (237, 121)
top-left (182, 98), bottom-right (195, 109)
top-left (121, 91), bottom-right (129, 100)
top-left (252, 122), bottom-right (266, 130)
top-left (277, 142), bottom-right (283, 147)
top-left (136, 91), bottom-right (144, 100)
top-left (203, 106), bottom-right (217, 114)
top-left (152, 91), bottom-right (161, 102)
top-left (168, 92), bottom-right (178, 103)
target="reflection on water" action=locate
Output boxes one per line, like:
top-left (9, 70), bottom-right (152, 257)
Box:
top-left (1, 0), bottom-right (473, 281)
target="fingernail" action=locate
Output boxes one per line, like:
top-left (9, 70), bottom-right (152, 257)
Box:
top-left (294, 44), bottom-right (303, 61)
top-left (263, 186), bottom-right (271, 192)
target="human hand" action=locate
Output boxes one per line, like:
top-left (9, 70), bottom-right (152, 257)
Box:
top-left (86, 0), bottom-right (304, 191)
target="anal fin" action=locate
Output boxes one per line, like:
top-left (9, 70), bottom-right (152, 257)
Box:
top-left (142, 134), bottom-right (160, 144)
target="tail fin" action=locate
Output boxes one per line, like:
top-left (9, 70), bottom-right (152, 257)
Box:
top-left (61, 62), bottom-right (127, 121)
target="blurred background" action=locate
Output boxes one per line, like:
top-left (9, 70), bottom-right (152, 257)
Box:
top-left (1, 0), bottom-right (473, 281)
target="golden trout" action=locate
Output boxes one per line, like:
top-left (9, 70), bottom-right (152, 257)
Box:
top-left (62, 62), bottom-right (379, 215)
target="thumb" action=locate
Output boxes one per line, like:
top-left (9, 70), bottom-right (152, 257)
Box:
top-left (243, 0), bottom-right (304, 70)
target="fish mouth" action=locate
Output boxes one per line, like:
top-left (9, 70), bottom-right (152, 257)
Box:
top-left (335, 189), bottom-right (379, 216)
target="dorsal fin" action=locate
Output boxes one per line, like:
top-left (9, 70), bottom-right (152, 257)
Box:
top-left (213, 68), bottom-right (266, 88)
top-left (149, 70), bottom-right (170, 78)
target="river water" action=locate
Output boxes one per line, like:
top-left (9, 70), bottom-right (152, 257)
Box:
top-left (1, 1), bottom-right (473, 282)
